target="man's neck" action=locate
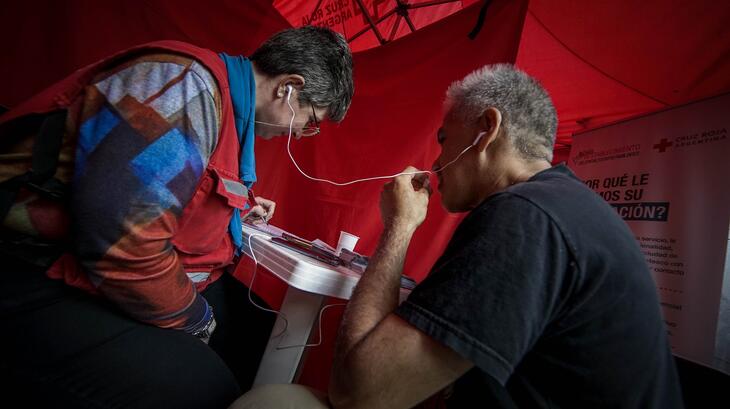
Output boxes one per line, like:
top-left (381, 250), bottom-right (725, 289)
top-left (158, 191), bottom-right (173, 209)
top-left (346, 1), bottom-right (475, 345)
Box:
top-left (505, 158), bottom-right (552, 186)
top-left (474, 155), bottom-right (552, 206)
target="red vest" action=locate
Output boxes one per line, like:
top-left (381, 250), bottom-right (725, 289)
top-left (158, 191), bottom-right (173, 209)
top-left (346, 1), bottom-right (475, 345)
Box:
top-left (1, 41), bottom-right (247, 291)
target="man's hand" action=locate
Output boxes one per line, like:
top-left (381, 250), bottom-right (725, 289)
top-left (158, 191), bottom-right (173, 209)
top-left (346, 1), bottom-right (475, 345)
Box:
top-left (244, 196), bottom-right (276, 223)
top-left (380, 166), bottom-right (431, 232)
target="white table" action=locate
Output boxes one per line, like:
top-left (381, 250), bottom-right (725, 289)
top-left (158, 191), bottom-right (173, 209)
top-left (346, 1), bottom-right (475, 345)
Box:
top-left (240, 224), bottom-right (409, 386)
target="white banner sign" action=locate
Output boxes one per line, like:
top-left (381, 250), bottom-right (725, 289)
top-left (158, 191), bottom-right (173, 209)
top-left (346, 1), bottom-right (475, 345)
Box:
top-left (568, 93), bottom-right (730, 374)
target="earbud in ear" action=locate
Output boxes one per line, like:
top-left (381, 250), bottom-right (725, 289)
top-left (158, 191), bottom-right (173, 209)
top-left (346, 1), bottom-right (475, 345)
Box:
top-left (472, 131), bottom-right (487, 146)
top-left (286, 84), bottom-right (293, 101)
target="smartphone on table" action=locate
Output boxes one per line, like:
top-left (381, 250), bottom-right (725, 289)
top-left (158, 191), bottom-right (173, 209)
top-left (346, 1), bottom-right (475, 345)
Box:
top-left (270, 234), bottom-right (341, 266)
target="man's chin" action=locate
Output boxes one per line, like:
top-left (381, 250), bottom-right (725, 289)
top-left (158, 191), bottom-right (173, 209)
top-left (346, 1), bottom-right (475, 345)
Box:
top-left (440, 196), bottom-right (457, 213)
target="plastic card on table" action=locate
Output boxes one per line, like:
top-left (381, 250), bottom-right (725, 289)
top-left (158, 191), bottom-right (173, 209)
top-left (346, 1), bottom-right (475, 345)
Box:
top-left (311, 238), bottom-right (336, 255)
top-left (270, 236), bottom-right (342, 266)
top-left (242, 220), bottom-right (285, 237)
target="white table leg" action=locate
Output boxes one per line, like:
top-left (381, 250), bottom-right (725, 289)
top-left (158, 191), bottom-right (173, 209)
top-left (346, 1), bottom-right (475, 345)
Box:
top-left (253, 286), bottom-right (325, 386)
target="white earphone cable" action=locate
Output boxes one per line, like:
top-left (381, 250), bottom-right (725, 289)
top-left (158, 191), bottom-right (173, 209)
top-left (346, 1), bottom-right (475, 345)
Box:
top-left (239, 90), bottom-right (475, 349)
top-left (284, 91), bottom-right (472, 185)
top-left (245, 232), bottom-right (346, 349)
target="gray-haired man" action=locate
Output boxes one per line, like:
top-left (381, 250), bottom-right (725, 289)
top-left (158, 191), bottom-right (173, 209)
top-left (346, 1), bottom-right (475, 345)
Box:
top-left (231, 65), bottom-right (683, 409)
top-left (326, 64), bottom-right (683, 408)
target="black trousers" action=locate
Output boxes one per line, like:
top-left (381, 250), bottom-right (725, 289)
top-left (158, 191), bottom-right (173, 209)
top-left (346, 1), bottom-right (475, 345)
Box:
top-left (0, 260), bottom-right (275, 409)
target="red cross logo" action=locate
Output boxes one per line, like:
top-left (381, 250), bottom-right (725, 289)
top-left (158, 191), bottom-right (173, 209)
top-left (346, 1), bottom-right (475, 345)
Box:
top-left (653, 138), bottom-right (673, 153)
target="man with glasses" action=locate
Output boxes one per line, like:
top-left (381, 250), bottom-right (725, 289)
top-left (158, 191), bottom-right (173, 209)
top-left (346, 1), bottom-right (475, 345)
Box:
top-left (254, 102), bottom-right (322, 139)
top-left (0, 26), bottom-right (353, 408)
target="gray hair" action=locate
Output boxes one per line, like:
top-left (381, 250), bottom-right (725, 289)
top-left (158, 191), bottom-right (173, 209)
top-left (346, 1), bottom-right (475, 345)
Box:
top-left (250, 26), bottom-right (354, 122)
top-left (445, 64), bottom-right (557, 162)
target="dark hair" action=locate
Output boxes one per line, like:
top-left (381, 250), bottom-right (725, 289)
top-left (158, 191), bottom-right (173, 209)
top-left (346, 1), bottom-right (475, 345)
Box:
top-left (250, 26), bottom-right (354, 122)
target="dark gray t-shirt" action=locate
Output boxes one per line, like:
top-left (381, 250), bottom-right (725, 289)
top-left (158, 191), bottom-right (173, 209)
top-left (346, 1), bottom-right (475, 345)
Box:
top-left (396, 164), bottom-right (683, 408)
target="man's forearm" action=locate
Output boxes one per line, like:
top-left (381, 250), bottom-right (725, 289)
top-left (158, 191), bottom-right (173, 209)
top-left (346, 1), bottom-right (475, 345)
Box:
top-left (330, 169), bottom-right (432, 408)
top-left (334, 222), bottom-right (415, 372)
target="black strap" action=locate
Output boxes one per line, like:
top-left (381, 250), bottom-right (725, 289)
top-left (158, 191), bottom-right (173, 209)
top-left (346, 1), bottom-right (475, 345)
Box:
top-left (468, 0), bottom-right (493, 40)
top-left (31, 110), bottom-right (67, 184)
top-left (0, 110), bottom-right (69, 268)
top-left (0, 230), bottom-right (66, 268)
top-left (0, 110), bottom-right (68, 221)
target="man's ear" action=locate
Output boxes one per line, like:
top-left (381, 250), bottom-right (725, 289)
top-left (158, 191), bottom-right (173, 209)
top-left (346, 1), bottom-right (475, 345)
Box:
top-left (475, 107), bottom-right (502, 151)
top-left (276, 74), bottom-right (306, 98)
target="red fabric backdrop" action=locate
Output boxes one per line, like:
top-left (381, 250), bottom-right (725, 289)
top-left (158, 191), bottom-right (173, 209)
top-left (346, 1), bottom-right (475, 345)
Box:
top-left (253, 0), bottom-right (527, 387)
top-left (3, 0), bottom-right (729, 392)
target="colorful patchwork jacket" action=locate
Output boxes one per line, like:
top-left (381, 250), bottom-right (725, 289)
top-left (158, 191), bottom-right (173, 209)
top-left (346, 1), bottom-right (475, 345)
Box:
top-left (0, 41), bottom-right (248, 333)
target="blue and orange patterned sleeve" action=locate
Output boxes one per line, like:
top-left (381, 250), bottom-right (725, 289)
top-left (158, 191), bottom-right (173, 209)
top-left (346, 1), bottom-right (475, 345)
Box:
top-left (72, 55), bottom-right (221, 333)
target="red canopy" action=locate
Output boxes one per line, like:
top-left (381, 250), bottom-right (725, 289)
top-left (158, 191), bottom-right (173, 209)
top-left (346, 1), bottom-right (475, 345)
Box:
top-left (2, 0), bottom-right (728, 391)
top-left (3, 0), bottom-right (728, 157)
top-left (273, 0), bottom-right (480, 52)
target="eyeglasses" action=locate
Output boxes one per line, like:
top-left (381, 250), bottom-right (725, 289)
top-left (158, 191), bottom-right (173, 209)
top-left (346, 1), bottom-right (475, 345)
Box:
top-left (253, 103), bottom-right (321, 137)
top-left (305, 103), bottom-right (320, 137)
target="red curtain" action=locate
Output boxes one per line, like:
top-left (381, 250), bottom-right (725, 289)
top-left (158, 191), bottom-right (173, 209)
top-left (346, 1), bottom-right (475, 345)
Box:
top-left (259, 0), bottom-right (526, 387)
top-left (257, 0), bottom-right (526, 279)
